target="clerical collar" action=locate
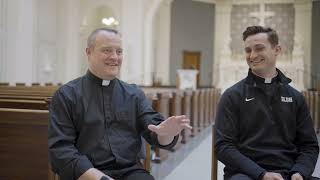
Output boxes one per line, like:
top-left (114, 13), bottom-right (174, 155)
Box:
top-left (102, 80), bottom-right (110, 86)
top-left (86, 70), bottom-right (114, 86)
top-left (250, 70), bottom-right (279, 84)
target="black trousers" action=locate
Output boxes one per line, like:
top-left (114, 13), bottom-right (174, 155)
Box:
top-left (227, 173), bottom-right (253, 180)
top-left (122, 169), bottom-right (154, 180)
top-left (225, 173), bottom-right (320, 180)
top-left (105, 169), bottom-right (154, 180)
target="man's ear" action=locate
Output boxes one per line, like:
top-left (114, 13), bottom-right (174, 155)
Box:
top-left (86, 47), bottom-right (91, 56)
top-left (275, 45), bottom-right (281, 56)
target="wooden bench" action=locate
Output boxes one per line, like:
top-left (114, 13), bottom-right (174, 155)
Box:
top-left (0, 82), bottom-right (9, 86)
top-left (142, 87), bottom-right (194, 144)
top-left (0, 108), bottom-right (50, 180)
top-left (211, 124), bottom-right (218, 180)
top-left (316, 91), bottom-right (320, 133)
top-left (191, 90), bottom-right (200, 137)
top-left (302, 90), bottom-right (320, 133)
top-left (198, 89), bottom-right (206, 130)
top-left (181, 90), bottom-right (192, 144)
top-left (0, 98), bottom-right (48, 110)
top-left (168, 90), bottom-right (184, 150)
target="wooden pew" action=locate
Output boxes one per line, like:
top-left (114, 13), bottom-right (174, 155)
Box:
top-left (32, 82), bottom-right (41, 86)
top-left (212, 88), bottom-right (221, 124)
top-left (168, 90), bottom-right (184, 150)
top-left (191, 90), bottom-right (200, 137)
top-left (209, 88), bottom-right (215, 124)
top-left (0, 86), bottom-right (58, 95)
top-left (45, 83), bottom-right (53, 86)
top-left (0, 108), bottom-right (50, 180)
top-left (302, 90), bottom-right (320, 133)
top-left (0, 94), bottom-right (50, 101)
top-left (314, 91), bottom-right (319, 133)
top-left (211, 124), bottom-right (218, 180)
top-left (204, 88), bottom-right (211, 127)
top-left (0, 86), bottom-right (58, 102)
top-left (0, 82), bottom-right (9, 86)
top-left (15, 82), bottom-right (26, 86)
top-left (0, 98), bottom-right (48, 110)
top-left (145, 89), bottom-right (172, 163)
top-left (181, 90), bottom-right (192, 144)
top-left (142, 87), bottom-right (193, 143)
top-left (198, 89), bottom-right (206, 131)
top-left (141, 91), bottom-right (158, 171)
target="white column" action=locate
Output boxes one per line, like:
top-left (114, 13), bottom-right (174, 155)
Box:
top-left (214, 0), bottom-right (232, 89)
top-left (294, 0), bottom-right (312, 88)
top-left (121, 0), bottom-right (144, 84)
top-left (154, 1), bottom-right (171, 86)
top-left (57, 0), bottom-right (81, 83)
top-left (34, 0), bottom-right (58, 84)
top-left (0, 0), bottom-right (7, 82)
top-left (5, 0), bottom-right (35, 84)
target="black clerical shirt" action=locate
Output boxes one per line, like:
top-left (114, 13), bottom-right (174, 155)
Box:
top-left (48, 71), bottom-right (178, 180)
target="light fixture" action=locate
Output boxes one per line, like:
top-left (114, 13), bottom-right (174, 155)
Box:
top-left (102, 17), bottom-right (119, 27)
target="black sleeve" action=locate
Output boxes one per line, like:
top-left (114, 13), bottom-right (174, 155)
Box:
top-left (136, 88), bottom-right (178, 150)
top-left (290, 94), bottom-right (319, 178)
top-left (48, 89), bottom-right (93, 180)
top-left (215, 90), bottom-right (266, 179)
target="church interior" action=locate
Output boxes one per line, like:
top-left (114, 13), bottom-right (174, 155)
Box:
top-left (0, 0), bottom-right (319, 179)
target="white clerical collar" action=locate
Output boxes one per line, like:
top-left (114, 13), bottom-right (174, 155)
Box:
top-left (102, 80), bottom-right (110, 86)
top-left (264, 71), bottom-right (278, 84)
top-left (264, 77), bottom-right (272, 84)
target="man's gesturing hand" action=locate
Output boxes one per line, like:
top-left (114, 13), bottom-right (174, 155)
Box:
top-left (148, 115), bottom-right (192, 136)
top-left (262, 172), bottom-right (284, 180)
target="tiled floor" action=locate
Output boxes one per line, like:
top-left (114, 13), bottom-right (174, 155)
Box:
top-left (153, 129), bottom-right (320, 180)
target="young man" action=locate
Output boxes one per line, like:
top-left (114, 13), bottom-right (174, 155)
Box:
top-left (215, 26), bottom-right (319, 180)
top-left (48, 28), bottom-right (192, 180)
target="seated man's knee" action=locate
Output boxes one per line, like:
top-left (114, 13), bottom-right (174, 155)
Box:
top-left (123, 170), bottom-right (154, 180)
top-left (227, 173), bottom-right (253, 180)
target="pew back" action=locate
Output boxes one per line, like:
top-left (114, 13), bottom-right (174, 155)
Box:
top-left (0, 108), bottom-right (50, 180)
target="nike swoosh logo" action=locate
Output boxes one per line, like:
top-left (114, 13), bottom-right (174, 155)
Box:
top-left (245, 97), bottom-right (255, 102)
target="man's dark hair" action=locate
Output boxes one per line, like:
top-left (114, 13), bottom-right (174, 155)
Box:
top-left (242, 26), bottom-right (279, 46)
top-left (87, 28), bottom-right (119, 49)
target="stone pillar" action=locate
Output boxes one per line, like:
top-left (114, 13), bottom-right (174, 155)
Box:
top-left (121, 0), bottom-right (144, 85)
top-left (294, 0), bottom-right (312, 89)
top-left (214, 0), bottom-right (233, 90)
top-left (5, 0), bottom-right (35, 85)
top-left (0, 0), bottom-right (7, 82)
top-left (154, 1), bottom-right (172, 86)
top-left (56, 0), bottom-right (82, 83)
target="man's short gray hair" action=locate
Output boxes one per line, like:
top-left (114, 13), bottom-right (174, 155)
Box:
top-left (87, 28), bottom-right (119, 49)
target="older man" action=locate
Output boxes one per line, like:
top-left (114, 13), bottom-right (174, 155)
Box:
top-left (49, 28), bottom-right (192, 180)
